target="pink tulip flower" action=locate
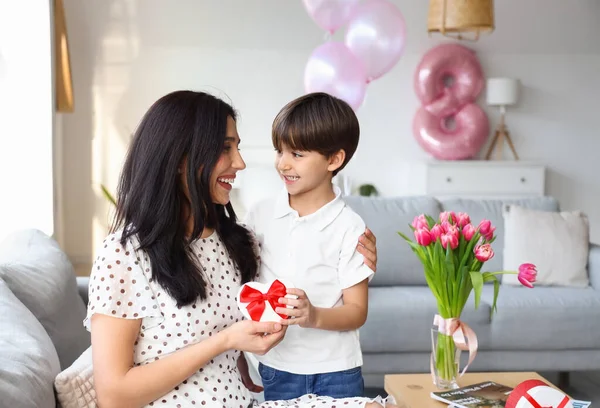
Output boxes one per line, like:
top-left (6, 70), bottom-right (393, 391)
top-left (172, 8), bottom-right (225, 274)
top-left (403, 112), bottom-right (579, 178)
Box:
top-left (462, 224), bottom-right (476, 241)
top-left (474, 244), bottom-right (494, 262)
top-left (430, 224), bottom-right (444, 241)
top-left (441, 232), bottom-right (459, 250)
top-left (457, 212), bottom-right (471, 228)
top-left (414, 228), bottom-right (433, 246)
top-left (412, 214), bottom-right (429, 230)
top-left (478, 219), bottom-right (496, 241)
top-left (440, 211), bottom-right (457, 224)
top-left (518, 263), bottom-right (537, 288)
top-left (441, 221), bottom-right (459, 236)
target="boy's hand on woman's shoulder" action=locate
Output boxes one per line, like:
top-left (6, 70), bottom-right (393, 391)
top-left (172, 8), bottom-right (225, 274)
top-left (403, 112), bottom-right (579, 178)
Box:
top-left (357, 227), bottom-right (377, 273)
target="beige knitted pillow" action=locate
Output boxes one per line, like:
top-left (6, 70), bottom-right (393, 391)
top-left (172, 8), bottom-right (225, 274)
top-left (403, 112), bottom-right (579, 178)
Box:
top-left (54, 346), bottom-right (97, 408)
top-left (502, 204), bottom-right (590, 287)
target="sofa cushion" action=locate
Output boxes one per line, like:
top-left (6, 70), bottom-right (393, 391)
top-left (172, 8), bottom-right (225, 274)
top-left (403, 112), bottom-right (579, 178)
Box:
top-left (360, 287), bottom-right (492, 353)
top-left (0, 229), bottom-right (90, 369)
top-left (502, 204), bottom-right (589, 288)
top-left (439, 197), bottom-right (559, 275)
top-left (0, 278), bottom-right (61, 408)
top-left (344, 196), bottom-right (442, 285)
top-left (482, 285), bottom-right (600, 350)
top-left (55, 346), bottom-right (97, 408)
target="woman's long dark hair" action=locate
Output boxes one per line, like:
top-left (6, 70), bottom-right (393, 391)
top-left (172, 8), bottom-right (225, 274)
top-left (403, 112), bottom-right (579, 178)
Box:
top-left (112, 90), bottom-right (257, 307)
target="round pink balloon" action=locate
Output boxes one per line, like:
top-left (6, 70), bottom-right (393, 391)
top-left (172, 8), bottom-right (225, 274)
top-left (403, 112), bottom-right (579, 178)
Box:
top-left (413, 44), bottom-right (489, 160)
top-left (344, 0), bottom-right (406, 81)
top-left (304, 41), bottom-right (368, 111)
top-left (302, 0), bottom-right (361, 34)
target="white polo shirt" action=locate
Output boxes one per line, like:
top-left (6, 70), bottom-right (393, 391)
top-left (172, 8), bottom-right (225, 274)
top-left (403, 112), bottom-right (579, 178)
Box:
top-left (243, 186), bottom-right (374, 375)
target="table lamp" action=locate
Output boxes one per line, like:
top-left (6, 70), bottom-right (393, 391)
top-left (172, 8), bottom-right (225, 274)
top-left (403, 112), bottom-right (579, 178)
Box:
top-left (485, 77), bottom-right (520, 160)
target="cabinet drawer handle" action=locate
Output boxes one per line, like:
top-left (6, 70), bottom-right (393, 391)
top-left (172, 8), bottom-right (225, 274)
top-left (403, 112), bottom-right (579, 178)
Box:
top-left (520, 177), bottom-right (526, 183)
top-left (446, 177), bottom-right (452, 183)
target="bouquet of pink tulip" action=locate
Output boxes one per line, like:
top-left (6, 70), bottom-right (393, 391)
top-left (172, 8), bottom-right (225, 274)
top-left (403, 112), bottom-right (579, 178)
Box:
top-left (398, 211), bottom-right (537, 389)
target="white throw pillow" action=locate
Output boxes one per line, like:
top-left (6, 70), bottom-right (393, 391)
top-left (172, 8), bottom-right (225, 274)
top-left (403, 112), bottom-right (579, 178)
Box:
top-left (502, 204), bottom-right (589, 287)
top-left (54, 346), bottom-right (97, 408)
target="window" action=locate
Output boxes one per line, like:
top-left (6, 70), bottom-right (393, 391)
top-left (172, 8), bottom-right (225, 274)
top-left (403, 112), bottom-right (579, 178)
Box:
top-left (0, 1), bottom-right (54, 241)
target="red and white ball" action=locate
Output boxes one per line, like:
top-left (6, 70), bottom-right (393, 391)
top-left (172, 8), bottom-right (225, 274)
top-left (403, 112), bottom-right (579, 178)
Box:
top-left (506, 379), bottom-right (573, 408)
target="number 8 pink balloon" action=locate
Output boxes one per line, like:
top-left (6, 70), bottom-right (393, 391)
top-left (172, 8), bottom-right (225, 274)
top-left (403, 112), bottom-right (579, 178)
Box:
top-left (413, 44), bottom-right (489, 160)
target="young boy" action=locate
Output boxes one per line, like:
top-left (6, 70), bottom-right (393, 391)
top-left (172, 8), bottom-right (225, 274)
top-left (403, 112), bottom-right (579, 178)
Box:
top-left (243, 92), bottom-right (373, 401)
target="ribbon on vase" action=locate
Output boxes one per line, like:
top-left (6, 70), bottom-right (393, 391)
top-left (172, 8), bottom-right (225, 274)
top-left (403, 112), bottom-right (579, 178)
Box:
top-left (239, 279), bottom-right (287, 321)
top-left (432, 314), bottom-right (479, 377)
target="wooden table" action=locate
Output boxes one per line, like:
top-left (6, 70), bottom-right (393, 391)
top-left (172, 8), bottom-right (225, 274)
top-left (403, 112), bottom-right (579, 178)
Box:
top-left (384, 372), bottom-right (560, 408)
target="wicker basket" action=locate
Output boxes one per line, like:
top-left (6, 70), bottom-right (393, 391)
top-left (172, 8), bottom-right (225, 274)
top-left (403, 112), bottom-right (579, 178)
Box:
top-left (428, 0), bottom-right (494, 40)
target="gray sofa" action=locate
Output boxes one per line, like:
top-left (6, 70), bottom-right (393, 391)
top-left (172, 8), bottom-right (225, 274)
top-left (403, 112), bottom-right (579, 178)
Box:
top-left (0, 228), bottom-right (264, 408)
top-left (344, 195), bottom-right (600, 388)
top-left (0, 229), bottom-right (91, 408)
top-left (1, 195), bottom-right (598, 406)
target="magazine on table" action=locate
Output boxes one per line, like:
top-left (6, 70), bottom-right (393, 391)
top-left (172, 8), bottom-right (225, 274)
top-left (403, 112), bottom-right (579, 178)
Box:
top-left (431, 381), bottom-right (512, 408)
top-left (431, 380), bottom-right (592, 408)
top-left (570, 401), bottom-right (592, 408)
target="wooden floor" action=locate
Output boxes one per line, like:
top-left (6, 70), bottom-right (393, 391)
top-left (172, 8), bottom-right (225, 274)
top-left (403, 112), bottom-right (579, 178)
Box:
top-left (365, 371), bottom-right (600, 403)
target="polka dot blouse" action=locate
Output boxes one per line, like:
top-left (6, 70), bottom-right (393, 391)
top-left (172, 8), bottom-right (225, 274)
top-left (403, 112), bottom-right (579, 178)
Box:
top-left (84, 231), bottom-right (389, 408)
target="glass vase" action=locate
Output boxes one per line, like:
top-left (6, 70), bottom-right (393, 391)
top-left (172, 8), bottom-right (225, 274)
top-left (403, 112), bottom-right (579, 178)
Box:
top-left (431, 326), bottom-right (461, 390)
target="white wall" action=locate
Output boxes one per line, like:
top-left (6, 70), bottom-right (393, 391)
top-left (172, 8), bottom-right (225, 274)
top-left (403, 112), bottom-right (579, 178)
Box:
top-left (61, 0), bottom-right (600, 265)
top-left (0, 1), bottom-right (54, 242)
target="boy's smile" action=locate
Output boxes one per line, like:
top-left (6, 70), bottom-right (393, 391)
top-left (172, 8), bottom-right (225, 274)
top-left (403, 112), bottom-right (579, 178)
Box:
top-left (280, 174), bottom-right (300, 184)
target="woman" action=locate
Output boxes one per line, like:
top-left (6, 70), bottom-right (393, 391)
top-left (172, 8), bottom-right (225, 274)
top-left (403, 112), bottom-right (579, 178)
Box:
top-left (85, 90), bottom-right (392, 408)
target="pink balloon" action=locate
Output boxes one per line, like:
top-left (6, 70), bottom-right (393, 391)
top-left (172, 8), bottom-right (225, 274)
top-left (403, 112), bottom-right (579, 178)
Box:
top-left (344, 0), bottom-right (406, 81)
top-left (414, 44), bottom-right (485, 117)
top-left (413, 44), bottom-right (489, 160)
top-left (302, 0), bottom-right (361, 34)
top-left (304, 41), bottom-right (368, 111)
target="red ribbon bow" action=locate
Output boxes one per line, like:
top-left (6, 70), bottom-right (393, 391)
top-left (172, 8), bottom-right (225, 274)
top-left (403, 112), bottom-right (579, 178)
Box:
top-left (239, 280), bottom-right (287, 321)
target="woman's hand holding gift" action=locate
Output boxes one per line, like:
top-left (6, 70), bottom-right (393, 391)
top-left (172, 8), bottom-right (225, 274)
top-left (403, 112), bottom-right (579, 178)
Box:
top-left (222, 320), bottom-right (287, 355)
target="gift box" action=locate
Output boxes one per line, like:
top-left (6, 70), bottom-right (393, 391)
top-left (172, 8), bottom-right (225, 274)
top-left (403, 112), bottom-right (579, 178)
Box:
top-left (236, 279), bottom-right (295, 323)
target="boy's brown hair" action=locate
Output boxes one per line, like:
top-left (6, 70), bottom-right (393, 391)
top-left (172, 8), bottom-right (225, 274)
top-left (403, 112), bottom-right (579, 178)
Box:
top-left (272, 92), bottom-right (359, 176)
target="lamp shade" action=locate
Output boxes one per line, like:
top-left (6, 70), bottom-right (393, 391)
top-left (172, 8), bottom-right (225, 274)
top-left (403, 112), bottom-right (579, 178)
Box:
top-left (428, 0), bottom-right (494, 39)
top-left (486, 77), bottom-right (520, 106)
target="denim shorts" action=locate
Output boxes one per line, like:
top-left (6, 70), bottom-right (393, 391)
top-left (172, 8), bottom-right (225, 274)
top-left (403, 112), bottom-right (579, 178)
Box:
top-left (258, 363), bottom-right (364, 401)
